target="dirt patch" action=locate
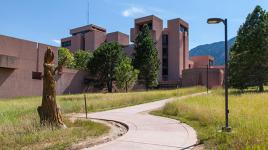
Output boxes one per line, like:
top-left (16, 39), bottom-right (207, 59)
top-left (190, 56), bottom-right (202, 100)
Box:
top-left (68, 117), bottom-right (128, 150)
top-left (192, 144), bottom-right (205, 150)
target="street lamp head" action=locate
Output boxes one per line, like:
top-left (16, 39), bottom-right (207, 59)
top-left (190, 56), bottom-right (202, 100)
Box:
top-left (207, 18), bottom-right (224, 24)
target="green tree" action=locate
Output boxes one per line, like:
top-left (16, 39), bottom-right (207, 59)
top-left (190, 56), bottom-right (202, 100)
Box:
top-left (87, 42), bottom-right (124, 93)
top-left (229, 5), bottom-right (268, 92)
top-left (73, 50), bottom-right (92, 70)
top-left (115, 56), bottom-right (139, 92)
top-left (133, 24), bottom-right (160, 90)
top-left (58, 48), bottom-right (74, 68)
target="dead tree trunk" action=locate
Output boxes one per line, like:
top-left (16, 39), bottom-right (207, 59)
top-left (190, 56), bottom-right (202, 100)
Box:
top-left (37, 47), bottom-right (66, 128)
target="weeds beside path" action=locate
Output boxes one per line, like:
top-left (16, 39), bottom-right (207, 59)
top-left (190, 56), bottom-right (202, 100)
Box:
top-left (0, 87), bottom-right (204, 149)
top-left (152, 89), bottom-right (268, 150)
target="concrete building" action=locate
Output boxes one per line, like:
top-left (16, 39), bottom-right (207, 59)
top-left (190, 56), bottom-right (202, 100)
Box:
top-left (182, 56), bottom-right (224, 88)
top-left (61, 24), bottom-right (129, 53)
top-left (0, 15), bottom-right (224, 98)
top-left (0, 35), bottom-right (88, 98)
top-left (129, 16), bottom-right (190, 83)
top-left (61, 15), bottom-right (190, 84)
top-left (189, 56), bottom-right (214, 68)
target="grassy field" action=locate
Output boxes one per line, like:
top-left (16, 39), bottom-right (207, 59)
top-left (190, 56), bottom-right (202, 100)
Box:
top-left (0, 87), bottom-right (204, 150)
top-left (152, 88), bottom-right (268, 150)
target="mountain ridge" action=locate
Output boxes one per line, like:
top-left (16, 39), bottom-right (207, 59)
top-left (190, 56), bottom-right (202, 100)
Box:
top-left (189, 37), bottom-right (236, 65)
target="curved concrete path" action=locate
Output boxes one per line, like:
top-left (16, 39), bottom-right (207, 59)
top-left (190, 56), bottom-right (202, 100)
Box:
top-left (73, 92), bottom-right (206, 150)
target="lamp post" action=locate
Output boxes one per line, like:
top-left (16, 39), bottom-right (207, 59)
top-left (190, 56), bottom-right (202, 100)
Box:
top-left (207, 64), bottom-right (209, 94)
top-left (207, 18), bottom-right (231, 132)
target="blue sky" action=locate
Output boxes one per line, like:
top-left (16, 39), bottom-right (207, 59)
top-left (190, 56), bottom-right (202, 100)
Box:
top-left (0, 0), bottom-right (267, 49)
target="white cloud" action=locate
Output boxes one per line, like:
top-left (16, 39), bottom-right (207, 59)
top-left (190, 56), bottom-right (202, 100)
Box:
top-left (122, 6), bottom-right (146, 17)
top-left (121, 5), bottom-right (169, 18)
top-left (52, 40), bottom-right (61, 45)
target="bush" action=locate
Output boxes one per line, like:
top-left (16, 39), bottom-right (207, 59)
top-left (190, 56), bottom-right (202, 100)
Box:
top-left (73, 50), bottom-right (92, 71)
top-left (162, 102), bottom-right (178, 116)
top-left (58, 48), bottom-right (74, 68)
top-left (115, 56), bottom-right (139, 92)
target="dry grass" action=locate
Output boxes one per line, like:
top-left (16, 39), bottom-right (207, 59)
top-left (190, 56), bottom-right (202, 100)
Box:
top-left (152, 88), bottom-right (268, 150)
top-left (0, 87), bottom-right (204, 149)
top-left (58, 87), bottom-right (205, 113)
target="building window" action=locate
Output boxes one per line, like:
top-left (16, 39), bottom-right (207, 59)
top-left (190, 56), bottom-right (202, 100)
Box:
top-left (163, 69), bottom-right (168, 75)
top-left (147, 22), bottom-right (153, 30)
top-left (162, 34), bottom-right (168, 78)
top-left (162, 48), bottom-right (168, 59)
top-left (139, 22), bottom-right (153, 31)
top-left (32, 72), bottom-right (42, 80)
top-left (72, 30), bottom-right (90, 36)
top-left (179, 25), bottom-right (187, 33)
top-left (162, 34), bottom-right (168, 46)
top-left (61, 41), bottom-right (71, 47)
top-left (209, 60), bottom-right (214, 67)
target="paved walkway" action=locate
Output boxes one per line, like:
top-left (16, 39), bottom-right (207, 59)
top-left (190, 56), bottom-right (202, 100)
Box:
top-left (73, 92), bottom-right (206, 150)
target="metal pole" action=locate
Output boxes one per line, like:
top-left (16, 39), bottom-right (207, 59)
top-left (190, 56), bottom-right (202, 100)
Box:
top-left (84, 94), bottom-right (88, 119)
top-left (224, 19), bottom-right (231, 132)
top-left (87, 0), bottom-right (90, 25)
top-left (207, 64), bottom-right (209, 93)
top-left (176, 80), bottom-right (178, 98)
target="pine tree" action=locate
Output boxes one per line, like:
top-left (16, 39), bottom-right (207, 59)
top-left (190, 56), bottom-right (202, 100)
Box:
top-left (87, 42), bottom-right (124, 93)
top-left (229, 5), bottom-right (268, 92)
top-left (133, 24), bottom-right (160, 90)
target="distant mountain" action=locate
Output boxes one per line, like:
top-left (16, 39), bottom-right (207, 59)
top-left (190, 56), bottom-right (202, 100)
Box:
top-left (190, 37), bottom-right (236, 65)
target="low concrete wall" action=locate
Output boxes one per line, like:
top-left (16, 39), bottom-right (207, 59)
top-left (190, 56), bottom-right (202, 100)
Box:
top-left (0, 67), bottom-right (88, 99)
top-left (57, 68), bottom-right (88, 95)
top-left (182, 68), bottom-right (224, 88)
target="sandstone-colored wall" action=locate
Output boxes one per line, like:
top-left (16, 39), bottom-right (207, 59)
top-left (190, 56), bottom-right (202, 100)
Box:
top-left (0, 35), bottom-right (87, 99)
top-left (167, 18), bottom-right (189, 81)
top-left (56, 68), bottom-right (88, 94)
top-left (106, 32), bottom-right (129, 46)
top-left (182, 68), bottom-right (224, 88)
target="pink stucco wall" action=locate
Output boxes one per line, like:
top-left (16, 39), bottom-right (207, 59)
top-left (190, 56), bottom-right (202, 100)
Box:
top-left (107, 32), bottom-right (129, 46)
top-left (61, 25), bottom-right (129, 52)
top-left (190, 56), bottom-right (214, 68)
top-left (182, 68), bottom-right (224, 88)
top-left (0, 35), bottom-right (87, 99)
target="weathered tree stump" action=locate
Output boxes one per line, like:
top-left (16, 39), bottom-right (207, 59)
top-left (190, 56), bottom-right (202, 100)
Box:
top-left (37, 47), bottom-right (66, 128)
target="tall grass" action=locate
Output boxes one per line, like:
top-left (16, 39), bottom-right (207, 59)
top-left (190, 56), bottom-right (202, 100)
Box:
top-left (0, 87), bottom-right (204, 149)
top-left (153, 88), bottom-right (268, 150)
top-left (58, 87), bottom-right (205, 113)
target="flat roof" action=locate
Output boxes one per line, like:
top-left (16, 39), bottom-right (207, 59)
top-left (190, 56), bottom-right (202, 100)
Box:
top-left (135, 15), bottom-right (163, 24)
top-left (70, 24), bottom-right (106, 35)
top-left (190, 55), bottom-right (214, 60)
top-left (168, 18), bottom-right (189, 28)
top-left (107, 31), bottom-right (129, 37)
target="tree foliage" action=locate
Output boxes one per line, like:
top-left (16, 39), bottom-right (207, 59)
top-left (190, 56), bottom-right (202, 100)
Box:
top-left (87, 42), bottom-right (124, 93)
top-left (133, 24), bottom-right (160, 89)
top-left (73, 50), bottom-right (92, 71)
top-left (229, 5), bottom-right (268, 92)
top-left (58, 48), bottom-right (74, 68)
top-left (115, 56), bottom-right (139, 92)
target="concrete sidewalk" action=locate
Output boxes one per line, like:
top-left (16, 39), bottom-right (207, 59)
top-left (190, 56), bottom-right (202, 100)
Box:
top-left (73, 92), bottom-right (206, 150)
